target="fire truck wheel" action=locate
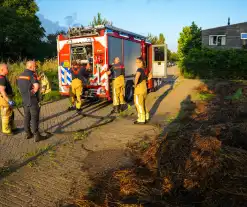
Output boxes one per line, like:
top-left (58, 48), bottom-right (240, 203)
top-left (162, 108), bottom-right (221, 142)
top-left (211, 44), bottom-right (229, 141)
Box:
top-left (125, 81), bottom-right (134, 102)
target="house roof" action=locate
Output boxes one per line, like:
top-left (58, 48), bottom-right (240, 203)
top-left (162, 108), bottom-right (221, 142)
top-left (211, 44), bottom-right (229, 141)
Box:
top-left (202, 21), bottom-right (247, 31)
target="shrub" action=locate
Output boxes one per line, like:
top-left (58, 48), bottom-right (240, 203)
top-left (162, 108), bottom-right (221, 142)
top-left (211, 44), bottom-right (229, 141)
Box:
top-left (180, 47), bottom-right (247, 80)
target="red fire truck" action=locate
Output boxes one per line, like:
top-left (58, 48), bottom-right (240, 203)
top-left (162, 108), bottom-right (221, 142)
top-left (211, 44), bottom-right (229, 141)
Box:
top-left (57, 24), bottom-right (167, 102)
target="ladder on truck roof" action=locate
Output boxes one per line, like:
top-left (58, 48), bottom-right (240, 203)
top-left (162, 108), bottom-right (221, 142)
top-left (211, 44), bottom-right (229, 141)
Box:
top-left (103, 24), bottom-right (147, 40)
top-left (67, 24), bottom-right (147, 41)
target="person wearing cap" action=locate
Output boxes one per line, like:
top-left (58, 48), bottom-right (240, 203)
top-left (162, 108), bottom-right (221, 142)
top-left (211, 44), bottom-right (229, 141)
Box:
top-left (68, 61), bottom-right (85, 113)
top-left (107, 57), bottom-right (126, 113)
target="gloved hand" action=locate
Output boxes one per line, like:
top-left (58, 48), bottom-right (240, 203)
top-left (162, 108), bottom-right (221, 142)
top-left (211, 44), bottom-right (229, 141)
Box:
top-left (8, 100), bottom-right (15, 107)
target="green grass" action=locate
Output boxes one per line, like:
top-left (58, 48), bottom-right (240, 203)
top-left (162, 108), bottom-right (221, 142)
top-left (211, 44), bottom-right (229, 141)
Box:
top-left (165, 113), bottom-right (178, 124)
top-left (193, 92), bottom-right (215, 101)
top-left (24, 145), bottom-right (52, 167)
top-left (73, 131), bottom-right (89, 142)
top-left (225, 88), bottom-right (242, 101)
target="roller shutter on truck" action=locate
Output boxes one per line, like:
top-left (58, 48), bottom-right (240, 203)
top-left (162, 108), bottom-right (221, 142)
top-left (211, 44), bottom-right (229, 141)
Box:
top-left (123, 40), bottom-right (141, 77)
top-left (107, 36), bottom-right (141, 77)
top-left (108, 36), bottom-right (122, 64)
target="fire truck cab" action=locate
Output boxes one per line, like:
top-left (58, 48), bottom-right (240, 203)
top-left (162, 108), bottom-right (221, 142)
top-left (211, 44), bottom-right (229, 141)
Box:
top-left (57, 24), bottom-right (167, 102)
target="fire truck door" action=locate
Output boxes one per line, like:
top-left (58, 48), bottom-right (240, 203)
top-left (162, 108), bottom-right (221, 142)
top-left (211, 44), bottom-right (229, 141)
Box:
top-left (59, 42), bottom-right (72, 83)
top-left (58, 40), bottom-right (72, 95)
top-left (151, 44), bottom-right (167, 78)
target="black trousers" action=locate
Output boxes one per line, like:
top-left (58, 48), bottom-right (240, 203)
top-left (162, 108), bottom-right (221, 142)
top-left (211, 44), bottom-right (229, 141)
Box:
top-left (23, 103), bottom-right (40, 134)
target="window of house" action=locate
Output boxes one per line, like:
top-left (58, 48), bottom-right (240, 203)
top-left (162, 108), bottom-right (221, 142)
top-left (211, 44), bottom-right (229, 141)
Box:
top-left (209, 35), bottom-right (226, 46)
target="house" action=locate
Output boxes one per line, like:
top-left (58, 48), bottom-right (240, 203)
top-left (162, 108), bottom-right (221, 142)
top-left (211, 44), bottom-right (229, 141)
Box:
top-left (201, 19), bottom-right (247, 49)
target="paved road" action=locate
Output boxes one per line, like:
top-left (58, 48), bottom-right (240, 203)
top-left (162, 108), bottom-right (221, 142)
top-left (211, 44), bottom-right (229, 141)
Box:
top-left (0, 66), bottom-right (187, 207)
top-left (0, 66), bottom-right (179, 167)
top-left (0, 97), bottom-right (114, 167)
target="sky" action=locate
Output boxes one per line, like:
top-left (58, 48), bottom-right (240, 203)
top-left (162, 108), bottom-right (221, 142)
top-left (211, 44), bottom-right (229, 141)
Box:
top-left (36, 0), bottom-right (246, 52)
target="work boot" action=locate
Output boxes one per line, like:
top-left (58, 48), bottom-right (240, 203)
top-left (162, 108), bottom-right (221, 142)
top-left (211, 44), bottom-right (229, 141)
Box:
top-left (25, 131), bottom-right (33, 139)
top-left (113, 105), bottom-right (120, 113)
top-left (134, 121), bottom-right (146, 125)
top-left (12, 128), bottom-right (22, 135)
top-left (34, 132), bottom-right (46, 142)
top-left (68, 106), bottom-right (75, 111)
top-left (76, 108), bottom-right (82, 114)
top-left (2, 132), bottom-right (13, 136)
top-left (120, 104), bottom-right (126, 112)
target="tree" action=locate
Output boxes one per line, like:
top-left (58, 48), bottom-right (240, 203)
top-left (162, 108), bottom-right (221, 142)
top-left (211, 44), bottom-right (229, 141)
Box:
top-left (0, 0), bottom-right (45, 60)
top-left (177, 21), bottom-right (201, 64)
top-left (1, 0), bottom-right (38, 17)
top-left (170, 52), bottom-right (178, 62)
top-left (90, 12), bottom-right (112, 27)
top-left (147, 33), bottom-right (165, 44)
top-left (47, 30), bottom-right (66, 45)
top-left (167, 49), bottom-right (171, 61)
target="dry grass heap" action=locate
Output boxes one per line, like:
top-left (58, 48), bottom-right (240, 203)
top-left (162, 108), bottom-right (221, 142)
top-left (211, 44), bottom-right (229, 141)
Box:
top-left (63, 81), bottom-right (247, 207)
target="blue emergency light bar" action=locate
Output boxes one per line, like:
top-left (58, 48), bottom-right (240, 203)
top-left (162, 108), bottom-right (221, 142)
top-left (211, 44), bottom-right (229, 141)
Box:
top-left (241, 33), bottom-right (247, 39)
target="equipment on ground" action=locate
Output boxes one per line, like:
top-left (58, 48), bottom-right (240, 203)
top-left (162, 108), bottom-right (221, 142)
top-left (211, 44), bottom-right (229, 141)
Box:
top-left (57, 24), bottom-right (167, 102)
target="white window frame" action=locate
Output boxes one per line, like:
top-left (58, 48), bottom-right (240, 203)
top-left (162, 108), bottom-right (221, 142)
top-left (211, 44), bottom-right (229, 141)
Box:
top-left (241, 33), bottom-right (247, 39)
top-left (209, 35), bottom-right (226, 46)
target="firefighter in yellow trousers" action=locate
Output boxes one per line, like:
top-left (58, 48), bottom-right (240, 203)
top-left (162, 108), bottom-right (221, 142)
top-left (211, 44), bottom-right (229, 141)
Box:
top-left (68, 61), bottom-right (84, 113)
top-left (107, 57), bottom-right (126, 113)
top-left (0, 64), bottom-right (17, 135)
top-left (134, 57), bottom-right (151, 124)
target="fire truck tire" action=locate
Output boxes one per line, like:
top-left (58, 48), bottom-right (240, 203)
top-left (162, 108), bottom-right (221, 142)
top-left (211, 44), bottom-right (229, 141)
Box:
top-left (125, 81), bottom-right (134, 102)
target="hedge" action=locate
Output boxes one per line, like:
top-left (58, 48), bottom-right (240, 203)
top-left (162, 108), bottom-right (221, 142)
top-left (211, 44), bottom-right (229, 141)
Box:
top-left (180, 47), bottom-right (247, 79)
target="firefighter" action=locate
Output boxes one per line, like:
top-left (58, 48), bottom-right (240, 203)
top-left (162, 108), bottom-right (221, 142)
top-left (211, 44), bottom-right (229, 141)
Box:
top-left (107, 57), bottom-right (126, 113)
top-left (0, 63), bottom-right (16, 135)
top-left (35, 69), bottom-right (51, 104)
top-left (36, 70), bottom-right (51, 95)
top-left (17, 61), bottom-right (46, 142)
top-left (134, 57), bottom-right (150, 124)
top-left (68, 61), bottom-right (84, 112)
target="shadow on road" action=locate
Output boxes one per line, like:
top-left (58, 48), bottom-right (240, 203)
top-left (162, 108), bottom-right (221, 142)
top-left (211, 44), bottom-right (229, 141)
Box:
top-left (149, 76), bottom-right (177, 119)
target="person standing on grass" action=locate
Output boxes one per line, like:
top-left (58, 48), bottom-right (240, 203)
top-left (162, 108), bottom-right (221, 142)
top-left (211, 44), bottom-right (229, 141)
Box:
top-left (17, 61), bottom-right (46, 142)
top-left (0, 63), bottom-right (18, 135)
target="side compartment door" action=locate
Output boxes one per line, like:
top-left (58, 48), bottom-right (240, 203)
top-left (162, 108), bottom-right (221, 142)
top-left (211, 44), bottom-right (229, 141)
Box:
top-left (151, 44), bottom-right (167, 78)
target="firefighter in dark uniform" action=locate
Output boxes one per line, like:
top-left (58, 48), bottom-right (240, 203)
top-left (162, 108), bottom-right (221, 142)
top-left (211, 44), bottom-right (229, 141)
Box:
top-left (134, 57), bottom-right (151, 124)
top-left (17, 61), bottom-right (45, 142)
top-left (107, 57), bottom-right (126, 113)
top-left (0, 64), bottom-right (16, 135)
top-left (68, 61), bottom-right (84, 112)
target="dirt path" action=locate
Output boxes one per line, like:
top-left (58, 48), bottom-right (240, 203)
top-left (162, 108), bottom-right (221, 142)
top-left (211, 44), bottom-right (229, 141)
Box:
top-left (0, 76), bottom-right (201, 207)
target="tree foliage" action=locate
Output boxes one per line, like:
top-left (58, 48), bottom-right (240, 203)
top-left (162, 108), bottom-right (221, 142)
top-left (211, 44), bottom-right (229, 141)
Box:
top-left (0, 0), bottom-right (45, 60)
top-left (177, 22), bottom-right (202, 72)
top-left (178, 22), bottom-right (201, 60)
top-left (147, 33), bottom-right (178, 61)
top-left (1, 0), bottom-right (38, 17)
top-left (147, 33), bottom-right (165, 44)
top-left (90, 12), bottom-right (112, 27)
top-left (182, 47), bottom-right (247, 79)
top-left (170, 52), bottom-right (178, 62)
